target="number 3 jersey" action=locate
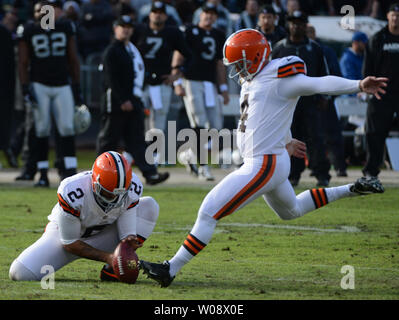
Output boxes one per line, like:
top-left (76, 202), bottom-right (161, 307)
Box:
top-left (48, 171), bottom-right (143, 242)
top-left (16, 18), bottom-right (76, 86)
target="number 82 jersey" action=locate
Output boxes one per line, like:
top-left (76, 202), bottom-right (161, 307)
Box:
top-left (16, 18), bottom-right (76, 86)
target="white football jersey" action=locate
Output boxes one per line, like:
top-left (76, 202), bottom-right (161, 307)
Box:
top-left (237, 56), bottom-right (306, 159)
top-left (48, 171), bottom-right (143, 239)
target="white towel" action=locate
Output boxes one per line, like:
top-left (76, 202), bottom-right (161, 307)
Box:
top-left (148, 85), bottom-right (163, 110)
top-left (204, 81), bottom-right (216, 108)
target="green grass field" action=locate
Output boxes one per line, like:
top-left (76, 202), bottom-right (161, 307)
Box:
top-left (0, 181), bottom-right (398, 300)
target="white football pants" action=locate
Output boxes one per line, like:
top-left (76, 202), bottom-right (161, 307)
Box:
top-left (9, 197), bottom-right (159, 281)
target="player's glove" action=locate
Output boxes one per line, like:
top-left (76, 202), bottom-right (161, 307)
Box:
top-left (72, 83), bottom-right (84, 105)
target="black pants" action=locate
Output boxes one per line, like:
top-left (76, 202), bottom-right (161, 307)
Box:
top-left (96, 106), bottom-right (157, 178)
top-left (321, 99), bottom-right (347, 172)
top-left (289, 101), bottom-right (331, 182)
top-left (363, 96), bottom-right (399, 177)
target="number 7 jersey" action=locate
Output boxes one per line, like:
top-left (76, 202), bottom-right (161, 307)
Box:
top-left (48, 171), bottom-right (143, 238)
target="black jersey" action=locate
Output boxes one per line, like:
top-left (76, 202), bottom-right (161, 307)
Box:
top-left (363, 26), bottom-right (399, 97)
top-left (17, 19), bottom-right (76, 86)
top-left (133, 24), bottom-right (191, 86)
top-left (182, 25), bottom-right (225, 83)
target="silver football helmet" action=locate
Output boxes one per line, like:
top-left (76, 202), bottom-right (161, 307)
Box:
top-left (74, 104), bottom-right (91, 135)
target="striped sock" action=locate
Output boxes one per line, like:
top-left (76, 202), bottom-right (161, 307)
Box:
top-left (309, 184), bottom-right (352, 209)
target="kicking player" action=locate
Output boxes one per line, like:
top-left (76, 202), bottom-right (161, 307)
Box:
top-left (140, 29), bottom-right (387, 287)
top-left (9, 151), bottom-right (159, 282)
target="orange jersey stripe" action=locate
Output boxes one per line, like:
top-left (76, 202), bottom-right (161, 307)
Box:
top-left (278, 63), bottom-right (305, 74)
top-left (277, 69), bottom-right (306, 78)
top-left (58, 193), bottom-right (80, 217)
top-left (128, 200), bottom-right (139, 209)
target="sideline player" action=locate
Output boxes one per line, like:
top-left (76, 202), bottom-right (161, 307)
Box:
top-left (9, 151), bottom-right (159, 282)
top-left (172, 3), bottom-right (229, 180)
top-left (18, 0), bottom-right (82, 186)
top-left (140, 29), bottom-right (387, 287)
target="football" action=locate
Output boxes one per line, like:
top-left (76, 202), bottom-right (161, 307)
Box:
top-left (112, 240), bottom-right (139, 284)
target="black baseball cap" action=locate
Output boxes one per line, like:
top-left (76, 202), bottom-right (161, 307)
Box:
top-left (202, 3), bottom-right (218, 15)
top-left (388, 2), bottom-right (399, 12)
top-left (151, 1), bottom-right (167, 13)
top-left (114, 15), bottom-right (134, 27)
top-left (286, 10), bottom-right (308, 23)
top-left (260, 4), bottom-right (276, 15)
top-left (42, 0), bottom-right (63, 8)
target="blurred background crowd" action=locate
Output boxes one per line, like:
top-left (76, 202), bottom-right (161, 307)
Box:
top-left (0, 0), bottom-right (398, 186)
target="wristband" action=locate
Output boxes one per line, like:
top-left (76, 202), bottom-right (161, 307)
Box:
top-left (173, 78), bottom-right (183, 87)
top-left (219, 84), bottom-right (228, 92)
top-left (359, 80), bottom-right (363, 92)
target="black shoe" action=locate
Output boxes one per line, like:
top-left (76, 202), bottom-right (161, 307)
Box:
top-left (289, 178), bottom-right (299, 187)
top-left (316, 179), bottom-right (329, 187)
top-left (15, 171), bottom-right (36, 181)
top-left (145, 172), bottom-right (169, 185)
top-left (100, 264), bottom-right (119, 282)
top-left (350, 176), bottom-right (384, 195)
top-left (337, 170), bottom-right (348, 177)
top-left (186, 163), bottom-right (199, 176)
top-left (4, 148), bottom-right (18, 168)
top-left (140, 260), bottom-right (174, 288)
top-left (34, 177), bottom-right (49, 188)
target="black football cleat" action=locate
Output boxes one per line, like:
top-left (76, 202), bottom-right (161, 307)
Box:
top-left (15, 171), bottom-right (36, 181)
top-left (350, 176), bottom-right (385, 195)
top-left (140, 260), bottom-right (174, 288)
top-left (34, 177), bottom-right (50, 188)
top-left (145, 172), bottom-right (170, 185)
top-left (100, 264), bottom-right (119, 282)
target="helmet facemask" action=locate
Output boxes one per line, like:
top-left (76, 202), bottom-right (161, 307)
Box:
top-left (93, 175), bottom-right (130, 212)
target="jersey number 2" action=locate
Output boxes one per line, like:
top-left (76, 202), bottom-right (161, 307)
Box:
top-left (67, 188), bottom-right (84, 203)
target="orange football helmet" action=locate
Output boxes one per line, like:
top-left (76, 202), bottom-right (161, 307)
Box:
top-left (223, 28), bottom-right (271, 82)
top-left (92, 151), bottom-right (132, 211)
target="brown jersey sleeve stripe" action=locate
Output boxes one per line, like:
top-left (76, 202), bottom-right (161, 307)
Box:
top-left (128, 200), bottom-right (139, 209)
top-left (278, 62), bottom-right (305, 73)
top-left (278, 68), bottom-right (306, 78)
top-left (57, 193), bottom-right (80, 217)
top-left (213, 155), bottom-right (276, 220)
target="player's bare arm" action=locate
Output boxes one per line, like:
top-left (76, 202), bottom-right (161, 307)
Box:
top-left (216, 59), bottom-right (229, 105)
top-left (67, 35), bottom-right (80, 85)
top-left (18, 40), bottom-right (30, 88)
top-left (63, 240), bottom-right (114, 266)
top-left (171, 50), bottom-right (186, 96)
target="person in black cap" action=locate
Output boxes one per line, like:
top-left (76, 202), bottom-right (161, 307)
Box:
top-left (256, 4), bottom-right (287, 47)
top-left (362, 3), bottom-right (399, 182)
top-left (97, 15), bottom-right (169, 185)
top-left (132, 1), bottom-right (191, 137)
top-left (272, 10), bottom-right (331, 187)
